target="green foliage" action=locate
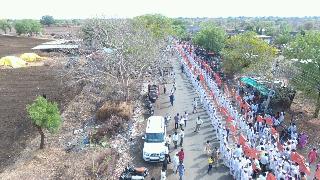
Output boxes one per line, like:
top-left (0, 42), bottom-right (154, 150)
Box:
top-left (284, 32), bottom-right (320, 99)
top-left (193, 22), bottom-right (226, 52)
top-left (134, 14), bottom-right (173, 39)
top-left (274, 32), bottom-right (292, 46)
top-left (222, 32), bottom-right (277, 75)
top-left (14, 19), bottom-right (41, 35)
top-left (0, 19), bottom-right (11, 34)
top-left (40, 15), bottom-right (55, 26)
top-left (171, 19), bottom-right (188, 40)
top-left (26, 96), bottom-right (61, 133)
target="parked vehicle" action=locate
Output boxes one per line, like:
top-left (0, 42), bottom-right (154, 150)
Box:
top-left (119, 165), bottom-right (149, 180)
top-left (148, 85), bottom-right (159, 103)
top-left (142, 116), bottom-right (167, 162)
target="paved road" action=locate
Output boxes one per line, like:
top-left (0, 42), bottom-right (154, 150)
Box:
top-left (153, 54), bottom-right (232, 180)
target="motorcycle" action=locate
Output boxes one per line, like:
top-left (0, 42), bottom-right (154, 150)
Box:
top-left (119, 165), bottom-right (149, 180)
top-left (145, 99), bottom-right (154, 115)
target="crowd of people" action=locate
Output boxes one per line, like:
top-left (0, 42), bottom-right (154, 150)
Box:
top-left (175, 40), bottom-right (320, 180)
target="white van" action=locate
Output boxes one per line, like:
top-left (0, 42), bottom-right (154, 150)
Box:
top-left (142, 116), bottom-right (167, 162)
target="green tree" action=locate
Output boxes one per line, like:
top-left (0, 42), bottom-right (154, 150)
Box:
top-left (133, 14), bottom-right (173, 39)
top-left (284, 32), bottom-right (320, 118)
top-left (40, 15), bottom-right (55, 26)
top-left (193, 22), bottom-right (226, 53)
top-left (26, 96), bottom-right (61, 149)
top-left (274, 32), bottom-right (292, 46)
top-left (171, 19), bottom-right (188, 40)
top-left (14, 19), bottom-right (41, 35)
top-left (0, 19), bottom-right (11, 34)
top-left (222, 32), bottom-right (277, 75)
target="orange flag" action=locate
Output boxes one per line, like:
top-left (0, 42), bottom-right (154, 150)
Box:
top-left (277, 142), bottom-right (284, 152)
top-left (249, 148), bottom-right (261, 159)
top-left (239, 134), bottom-right (246, 146)
top-left (291, 152), bottom-right (305, 165)
top-left (271, 127), bottom-right (278, 135)
top-left (266, 172), bottom-right (276, 180)
top-left (299, 163), bottom-right (311, 175)
top-left (242, 144), bottom-right (251, 156)
top-left (315, 168), bottom-right (320, 179)
top-left (230, 125), bottom-right (237, 133)
top-left (257, 115), bottom-right (264, 123)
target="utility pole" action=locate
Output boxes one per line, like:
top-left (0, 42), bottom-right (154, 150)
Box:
top-left (264, 59), bottom-right (279, 113)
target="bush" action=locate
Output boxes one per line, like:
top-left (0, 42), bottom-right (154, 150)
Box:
top-left (96, 101), bottom-right (132, 121)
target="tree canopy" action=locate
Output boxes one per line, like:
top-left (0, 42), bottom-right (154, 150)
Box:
top-left (192, 22), bottom-right (226, 53)
top-left (0, 19), bottom-right (11, 34)
top-left (133, 14), bottom-right (174, 39)
top-left (14, 19), bottom-right (41, 35)
top-left (27, 96), bottom-right (61, 148)
top-left (284, 31), bottom-right (320, 117)
top-left (222, 32), bottom-right (277, 75)
top-left (40, 15), bottom-right (55, 26)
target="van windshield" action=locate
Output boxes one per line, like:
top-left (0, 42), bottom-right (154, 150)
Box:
top-left (145, 133), bottom-right (164, 143)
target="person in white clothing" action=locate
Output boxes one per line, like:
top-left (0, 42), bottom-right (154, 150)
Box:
top-left (160, 167), bottom-right (166, 180)
top-left (172, 154), bottom-right (179, 174)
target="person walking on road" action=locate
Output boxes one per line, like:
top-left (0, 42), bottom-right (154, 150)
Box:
top-left (176, 162), bottom-right (185, 180)
top-left (169, 93), bottom-right (175, 106)
top-left (164, 145), bottom-right (171, 163)
top-left (178, 148), bottom-right (185, 163)
top-left (194, 116), bottom-right (203, 133)
top-left (308, 148), bottom-right (318, 164)
top-left (179, 115), bottom-right (184, 129)
top-left (163, 84), bottom-right (167, 94)
top-left (174, 113), bottom-right (180, 129)
top-left (179, 129), bottom-right (184, 147)
top-left (183, 111), bottom-right (188, 127)
top-left (204, 140), bottom-right (212, 156)
top-left (165, 134), bottom-right (172, 150)
top-left (160, 167), bottom-right (166, 180)
top-left (172, 154), bottom-right (179, 174)
top-left (173, 132), bottom-right (179, 149)
top-left (192, 98), bottom-right (198, 114)
top-left (207, 156), bottom-right (214, 174)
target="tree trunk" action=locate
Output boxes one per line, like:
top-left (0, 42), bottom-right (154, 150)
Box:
top-left (36, 125), bottom-right (45, 149)
top-left (314, 91), bottom-right (320, 118)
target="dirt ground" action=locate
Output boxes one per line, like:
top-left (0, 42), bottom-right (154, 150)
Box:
top-left (0, 35), bottom-right (49, 57)
top-left (0, 65), bottom-right (78, 172)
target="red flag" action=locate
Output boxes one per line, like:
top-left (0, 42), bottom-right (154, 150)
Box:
top-left (257, 115), bottom-right (264, 123)
top-left (265, 117), bottom-right (273, 126)
top-left (226, 116), bottom-right (233, 122)
top-left (277, 142), bottom-right (284, 152)
top-left (230, 125), bottom-right (237, 133)
top-left (239, 134), bottom-right (246, 146)
top-left (236, 95), bottom-right (242, 102)
top-left (271, 127), bottom-right (278, 135)
top-left (266, 172), bottom-right (276, 180)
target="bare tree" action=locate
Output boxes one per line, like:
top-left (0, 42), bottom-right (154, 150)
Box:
top-left (65, 18), bottom-right (168, 102)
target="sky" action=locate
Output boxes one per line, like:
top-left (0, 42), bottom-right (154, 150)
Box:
top-left (0, 0), bottom-right (320, 19)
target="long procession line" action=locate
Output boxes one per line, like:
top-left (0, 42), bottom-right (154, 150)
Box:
top-left (174, 44), bottom-right (239, 146)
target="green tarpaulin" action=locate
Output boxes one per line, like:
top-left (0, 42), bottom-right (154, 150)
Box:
top-left (240, 77), bottom-right (270, 96)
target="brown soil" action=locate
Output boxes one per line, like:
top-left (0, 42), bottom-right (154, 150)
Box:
top-left (0, 35), bottom-right (49, 57)
top-left (0, 65), bottom-right (77, 173)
